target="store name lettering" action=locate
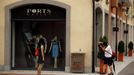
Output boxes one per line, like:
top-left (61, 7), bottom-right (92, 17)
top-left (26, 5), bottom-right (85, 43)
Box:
top-left (27, 9), bottom-right (51, 16)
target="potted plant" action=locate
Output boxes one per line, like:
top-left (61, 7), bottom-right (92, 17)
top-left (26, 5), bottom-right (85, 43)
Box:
top-left (118, 41), bottom-right (124, 61)
top-left (128, 41), bottom-right (133, 56)
top-left (97, 36), bottom-right (108, 74)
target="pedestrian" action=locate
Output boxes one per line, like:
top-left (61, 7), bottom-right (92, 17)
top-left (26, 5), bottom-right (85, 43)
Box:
top-left (100, 41), bottom-right (114, 75)
top-left (97, 41), bottom-right (106, 74)
top-left (36, 36), bottom-right (47, 75)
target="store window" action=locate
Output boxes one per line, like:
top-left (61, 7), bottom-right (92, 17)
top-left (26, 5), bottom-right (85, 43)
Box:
top-left (11, 4), bottom-right (66, 71)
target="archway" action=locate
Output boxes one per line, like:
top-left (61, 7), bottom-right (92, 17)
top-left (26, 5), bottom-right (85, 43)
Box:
top-left (11, 4), bottom-right (66, 71)
top-left (93, 7), bottom-right (103, 68)
top-left (5, 0), bottom-right (71, 71)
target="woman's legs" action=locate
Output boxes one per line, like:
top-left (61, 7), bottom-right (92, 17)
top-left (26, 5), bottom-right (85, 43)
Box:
top-left (35, 56), bottom-right (39, 69)
top-left (108, 59), bottom-right (114, 75)
top-left (37, 63), bottom-right (44, 75)
top-left (109, 65), bottom-right (113, 73)
top-left (108, 65), bottom-right (113, 75)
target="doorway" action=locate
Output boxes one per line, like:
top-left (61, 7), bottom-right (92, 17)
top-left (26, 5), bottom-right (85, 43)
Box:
top-left (94, 7), bottom-right (103, 68)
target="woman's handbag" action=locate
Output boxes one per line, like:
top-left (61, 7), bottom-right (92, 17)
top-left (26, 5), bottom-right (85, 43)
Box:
top-left (35, 48), bottom-right (39, 56)
top-left (112, 51), bottom-right (116, 59)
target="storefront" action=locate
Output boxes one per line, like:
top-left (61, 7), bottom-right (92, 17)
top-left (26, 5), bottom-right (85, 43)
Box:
top-left (4, 0), bottom-right (71, 72)
top-left (1, 0), bottom-right (93, 73)
top-left (11, 4), bottom-right (66, 71)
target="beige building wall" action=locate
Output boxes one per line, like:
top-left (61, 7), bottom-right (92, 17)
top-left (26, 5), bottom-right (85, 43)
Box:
top-left (0, 0), bottom-right (93, 72)
top-left (0, 0), bottom-right (20, 66)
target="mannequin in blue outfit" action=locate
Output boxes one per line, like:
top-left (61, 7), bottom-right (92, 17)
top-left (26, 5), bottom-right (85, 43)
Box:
top-left (49, 36), bottom-right (62, 68)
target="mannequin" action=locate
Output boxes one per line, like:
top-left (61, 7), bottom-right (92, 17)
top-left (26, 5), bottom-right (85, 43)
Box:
top-left (49, 36), bottom-right (62, 68)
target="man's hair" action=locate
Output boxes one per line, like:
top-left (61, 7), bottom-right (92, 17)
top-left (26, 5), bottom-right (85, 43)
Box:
top-left (103, 42), bottom-right (108, 46)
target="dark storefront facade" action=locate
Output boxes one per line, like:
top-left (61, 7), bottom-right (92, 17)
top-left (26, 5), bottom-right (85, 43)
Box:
top-left (11, 4), bottom-right (66, 71)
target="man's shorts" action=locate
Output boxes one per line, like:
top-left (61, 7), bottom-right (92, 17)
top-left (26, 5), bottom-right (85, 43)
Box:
top-left (104, 57), bottom-right (113, 66)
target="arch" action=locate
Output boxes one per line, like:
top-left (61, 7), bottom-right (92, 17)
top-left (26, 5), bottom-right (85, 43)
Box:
top-left (95, 3), bottom-right (103, 11)
top-left (93, 6), bottom-right (103, 68)
top-left (6, 0), bottom-right (69, 9)
top-left (5, 0), bottom-right (71, 71)
top-left (96, 7), bottom-right (103, 15)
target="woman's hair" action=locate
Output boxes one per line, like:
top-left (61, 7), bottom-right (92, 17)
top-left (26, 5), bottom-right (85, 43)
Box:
top-left (38, 38), bottom-right (45, 46)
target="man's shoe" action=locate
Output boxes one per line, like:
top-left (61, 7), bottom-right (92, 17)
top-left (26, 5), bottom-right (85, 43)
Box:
top-left (100, 72), bottom-right (106, 74)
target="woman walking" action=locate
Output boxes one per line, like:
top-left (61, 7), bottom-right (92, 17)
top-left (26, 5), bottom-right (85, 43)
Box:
top-left (36, 38), bottom-right (45, 75)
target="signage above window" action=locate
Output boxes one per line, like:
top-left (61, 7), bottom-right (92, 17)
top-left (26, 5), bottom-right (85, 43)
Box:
top-left (26, 8), bottom-right (51, 16)
top-left (11, 4), bottom-right (66, 20)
